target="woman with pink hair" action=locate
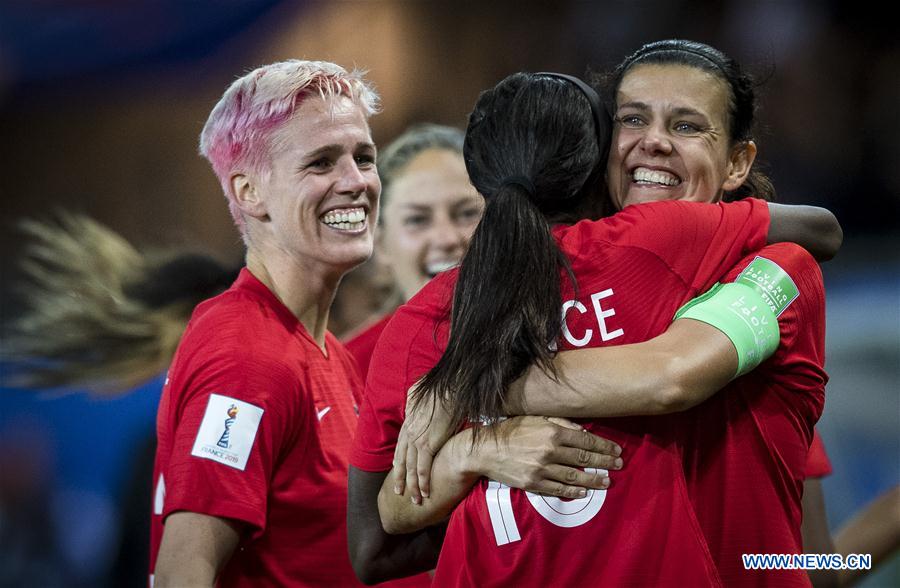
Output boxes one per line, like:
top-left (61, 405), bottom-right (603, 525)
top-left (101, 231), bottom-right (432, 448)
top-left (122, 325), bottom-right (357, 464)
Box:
top-left (150, 59), bottom-right (381, 587)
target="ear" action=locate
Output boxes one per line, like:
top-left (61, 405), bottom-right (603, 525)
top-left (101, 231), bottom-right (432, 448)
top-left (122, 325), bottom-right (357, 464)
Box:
top-left (722, 140), bottom-right (757, 192)
top-left (230, 172), bottom-right (268, 220)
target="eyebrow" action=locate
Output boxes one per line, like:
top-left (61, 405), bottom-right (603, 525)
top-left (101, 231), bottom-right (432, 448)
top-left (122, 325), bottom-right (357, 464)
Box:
top-left (617, 101), bottom-right (709, 119)
top-left (303, 141), bottom-right (376, 160)
top-left (617, 100), bottom-right (651, 112)
top-left (397, 195), bottom-right (478, 208)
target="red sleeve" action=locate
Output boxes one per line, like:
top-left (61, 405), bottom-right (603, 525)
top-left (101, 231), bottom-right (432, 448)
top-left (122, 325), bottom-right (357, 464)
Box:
top-left (350, 289), bottom-right (451, 472)
top-left (755, 243), bottom-right (827, 409)
top-left (805, 429), bottom-right (833, 479)
top-left (162, 316), bottom-right (304, 537)
top-left (584, 199), bottom-right (770, 293)
top-left (724, 242), bottom-right (828, 449)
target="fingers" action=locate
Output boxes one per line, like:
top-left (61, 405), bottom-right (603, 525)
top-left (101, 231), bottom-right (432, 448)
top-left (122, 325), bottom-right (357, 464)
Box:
top-left (534, 418), bottom-right (623, 460)
top-left (392, 422), bottom-right (409, 496)
top-left (525, 468), bottom-right (611, 500)
top-left (541, 465), bottom-right (611, 493)
top-left (556, 426), bottom-right (622, 459)
top-left (405, 436), bottom-right (422, 504)
top-left (554, 446), bottom-right (623, 471)
top-left (415, 440), bottom-right (434, 499)
top-left (545, 416), bottom-right (581, 430)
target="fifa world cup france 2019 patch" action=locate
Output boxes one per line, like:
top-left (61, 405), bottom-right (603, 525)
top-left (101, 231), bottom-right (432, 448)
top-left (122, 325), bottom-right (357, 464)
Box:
top-left (735, 256), bottom-right (800, 317)
top-left (191, 394), bottom-right (264, 471)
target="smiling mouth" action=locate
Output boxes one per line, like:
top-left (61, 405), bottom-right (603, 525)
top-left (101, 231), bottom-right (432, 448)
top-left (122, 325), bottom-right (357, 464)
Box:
top-left (631, 167), bottom-right (682, 187)
top-left (321, 207), bottom-right (367, 231)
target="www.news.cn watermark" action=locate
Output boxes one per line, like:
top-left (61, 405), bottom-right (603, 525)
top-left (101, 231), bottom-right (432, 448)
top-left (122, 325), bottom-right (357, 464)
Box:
top-left (743, 553), bottom-right (872, 571)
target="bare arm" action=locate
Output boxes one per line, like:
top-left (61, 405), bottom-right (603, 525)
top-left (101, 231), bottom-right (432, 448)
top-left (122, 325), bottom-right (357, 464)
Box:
top-left (380, 416), bottom-right (621, 535)
top-left (506, 319), bottom-right (738, 418)
top-left (394, 319), bottom-right (732, 502)
top-left (347, 467), bottom-right (445, 585)
top-left (378, 427), bottom-right (481, 534)
top-left (347, 418), bottom-right (617, 581)
top-left (766, 202), bottom-right (842, 261)
top-left (803, 478), bottom-right (840, 588)
top-left (834, 484), bottom-right (900, 586)
top-left (153, 512), bottom-right (241, 587)
top-left (804, 481), bottom-right (900, 588)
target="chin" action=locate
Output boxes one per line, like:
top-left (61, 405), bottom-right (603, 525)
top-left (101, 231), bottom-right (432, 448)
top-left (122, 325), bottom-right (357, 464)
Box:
top-left (349, 248), bottom-right (374, 266)
top-left (332, 245), bottom-right (374, 271)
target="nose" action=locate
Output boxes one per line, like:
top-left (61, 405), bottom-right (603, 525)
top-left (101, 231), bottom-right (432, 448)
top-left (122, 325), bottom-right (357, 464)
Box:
top-left (639, 121), bottom-right (673, 156)
top-left (335, 157), bottom-right (369, 196)
top-left (429, 212), bottom-right (467, 252)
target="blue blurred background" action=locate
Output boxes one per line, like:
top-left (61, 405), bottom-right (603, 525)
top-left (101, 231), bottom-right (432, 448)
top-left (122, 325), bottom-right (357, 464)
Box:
top-left (1, 1), bottom-right (897, 586)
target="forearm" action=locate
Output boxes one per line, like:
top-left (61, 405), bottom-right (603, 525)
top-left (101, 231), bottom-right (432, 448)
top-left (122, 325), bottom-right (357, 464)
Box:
top-left (154, 512), bottom-right (240, 588)
top-left (508, 342), bottom-right (680, 417)
top-left (348, 467), bottom-right (443, 584)
top-left (507, 320), bottom-right (736, 418)
top-left (379, 428), bottom-right (480, 535)
top-left (834, 485), bottom-right (900, 586)
top-left (766, 203), bottom-right (842, 261)
top-left (803, 479), bottom-right (840, 588)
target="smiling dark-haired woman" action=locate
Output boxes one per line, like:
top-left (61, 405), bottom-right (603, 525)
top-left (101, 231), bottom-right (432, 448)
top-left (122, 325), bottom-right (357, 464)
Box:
top-left (348, 66), bottom-right (840, 586)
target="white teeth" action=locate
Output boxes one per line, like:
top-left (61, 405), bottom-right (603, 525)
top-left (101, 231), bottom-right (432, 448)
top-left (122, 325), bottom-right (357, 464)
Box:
top-left (632, 167), bottom-right (680, 186)
top-left (322, 208), bottom-right (366, 228)
top-left (329, 221), bottom-right (365, 231)
top-left (425, 260), bottom-right (459, 276)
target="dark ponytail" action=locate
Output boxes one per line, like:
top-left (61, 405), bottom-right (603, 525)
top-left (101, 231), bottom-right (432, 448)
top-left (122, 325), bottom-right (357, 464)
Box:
top-left (415, 72), bottom-right (605, 432)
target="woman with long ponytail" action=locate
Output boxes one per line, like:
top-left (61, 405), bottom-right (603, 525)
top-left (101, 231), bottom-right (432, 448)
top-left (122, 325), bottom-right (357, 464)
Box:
top-left (416, 72), bottom-right (607, 435)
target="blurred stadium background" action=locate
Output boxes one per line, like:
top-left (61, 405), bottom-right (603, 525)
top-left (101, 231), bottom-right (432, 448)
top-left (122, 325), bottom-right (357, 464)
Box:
top-left (1, 1), bottom-right (897, 586)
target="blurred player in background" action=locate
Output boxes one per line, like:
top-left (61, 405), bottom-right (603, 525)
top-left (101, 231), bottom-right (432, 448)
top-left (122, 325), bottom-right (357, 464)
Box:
top-left (344, 124), bottom-right (482, 377)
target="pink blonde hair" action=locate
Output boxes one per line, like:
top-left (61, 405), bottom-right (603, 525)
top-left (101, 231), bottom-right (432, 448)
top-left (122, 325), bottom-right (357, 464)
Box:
top-left (199, 60), bottom-right (380, 231)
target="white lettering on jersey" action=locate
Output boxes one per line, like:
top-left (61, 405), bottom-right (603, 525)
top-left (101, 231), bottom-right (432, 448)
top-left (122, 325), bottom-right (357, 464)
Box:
top-left (561, 300), bottom-right (592, 347)
top-left (486, 468), bottom-right (609, 545)
top-left (486, 480), bottom-right (521, 546)
top-left (590, 289), bottom-right (624, 341)
top-left (561, 288), bottom-right (624, 347)
top-left (191, 394), bottom-right (264, 471)
top-left (525, 468), bottom-right (608, 527)
top-left (154, 474), bottom-right (165, 515)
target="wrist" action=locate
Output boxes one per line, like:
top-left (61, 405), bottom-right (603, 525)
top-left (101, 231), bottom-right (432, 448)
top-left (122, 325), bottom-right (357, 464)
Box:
top-left (446, 428), bottom-right (481, 482)
top-left (504, 375), bottom-right (528, 415)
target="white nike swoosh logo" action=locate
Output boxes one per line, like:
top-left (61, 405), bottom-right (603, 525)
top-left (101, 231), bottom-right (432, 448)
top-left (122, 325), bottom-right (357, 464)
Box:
top-left (316, 407), bottom-right (331, 421)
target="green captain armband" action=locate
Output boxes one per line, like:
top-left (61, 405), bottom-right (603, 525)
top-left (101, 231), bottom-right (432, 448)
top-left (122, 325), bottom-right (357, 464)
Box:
top-left (674, 282), bottom-right (780, 378)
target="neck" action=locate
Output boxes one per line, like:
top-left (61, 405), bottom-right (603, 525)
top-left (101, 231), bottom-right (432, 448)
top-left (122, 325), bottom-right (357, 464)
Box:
top-left (244, 248), bottom-right (341, 350)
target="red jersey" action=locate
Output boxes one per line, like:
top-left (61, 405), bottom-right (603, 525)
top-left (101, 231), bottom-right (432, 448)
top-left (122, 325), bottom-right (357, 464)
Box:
top-left (351, 199), bottom-right (771, 587)
top-left (150, 269), bottom-right (365, 587)
top-left (345, 312), bottom-right (435, 588)
top-left (345, 312), bottom-right (394, 378)
top-left (681, 243), bottom-right (828, 587)
top-left (805, 429), bottom-right (833, 479)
